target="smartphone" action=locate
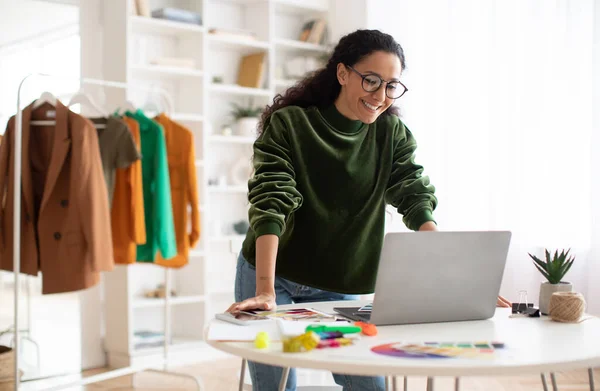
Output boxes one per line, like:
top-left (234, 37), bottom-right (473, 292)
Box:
top-left (215, 311), bottom-right (272, 326)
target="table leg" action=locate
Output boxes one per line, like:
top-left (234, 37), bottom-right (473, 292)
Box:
top-left (426, 377), bottom-right (434, 391)
top-left (392, 376), bottom-right (398, 390)
top-left (404, 376), bottom-right (408, 390)
top-left (238, 359), bottom-right (247, 391)
top-left (550, 372), bottom-right (558, 391)
top-left (589, 368), bottom-right (595, 391)
top-left (455, 377), bottom-right (460, 391)
top-left (278, 367), bottom-right (290, 391)
top-left (541, 373), bottom-right (549, 391)
top-left (385, 376), bottom-right (391, 390)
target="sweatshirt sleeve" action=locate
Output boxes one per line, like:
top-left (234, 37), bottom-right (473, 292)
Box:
top-left (384, 119), bottom-right (438, 231)
top-left (247, 113), bottom-right (303, 238)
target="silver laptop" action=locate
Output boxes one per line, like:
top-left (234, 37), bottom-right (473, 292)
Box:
top-left (334, 231), bottom-right (512, 325)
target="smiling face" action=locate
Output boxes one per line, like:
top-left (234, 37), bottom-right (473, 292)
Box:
top-left (335, 51), bottom-right (403, 124)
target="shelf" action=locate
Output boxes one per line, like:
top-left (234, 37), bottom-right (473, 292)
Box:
top-left (132, 337), bottom-right (206, 355)
top-left (275, 38), bottom-right (329, 53)
top-left (210, 135), bottom-right (256, 144)
top-left (210, 83), bottom-right (272, 97)
top-left (130, 64), bottom-right (204, 79)
top-left (132, 295), bottom-right (206, 309)
top-left (208, 34), bottom-right (270, 54)
top-left (212, 0), bottom-right (265, 4)
top-left (171, 113), bottom-right (204, 122)
top-left (273, 0), bottom-right (329, 15)
top-left (130, 15), bottom-right (204, 36)
top-left (208, 185), bottom-right (247, 194)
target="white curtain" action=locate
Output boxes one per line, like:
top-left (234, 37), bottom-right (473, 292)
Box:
top-left (371, 0), bottom-right (597, 311)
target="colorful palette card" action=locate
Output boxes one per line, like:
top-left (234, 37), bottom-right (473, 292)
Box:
top-left (371, 341), bottom-right (505, 360)
top-left (243, 308), bottom-right (337, 322)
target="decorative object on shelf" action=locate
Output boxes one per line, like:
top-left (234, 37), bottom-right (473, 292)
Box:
top-left (207, 176), bottom-right (220, 186)
top-left (298, 19), bottom-right (328, 44)
top-left (230, 101), bottom-right (262, 137)
top-left (212, 75), bottom-right (223, 84)
top-left (151, 8), bottom-right (202, 26)
top-left (220, 124), bottom-right (233, 136)
top-left (144, 283), bottom-right (177, 298)
top-left (134, 0), bottom-right (150, 17)
top-left (548, 291), bottom-right (586, 323)
top-left (528, 249), bottom-right (575, 315)
top-left (229, 156), bottom-right (252, 185)
top-left (233, 220), bottom-right (250, 235)
top-left (237, 52), bottom-right (266, 88)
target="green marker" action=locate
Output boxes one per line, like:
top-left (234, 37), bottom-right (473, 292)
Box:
top-left (305, 325), bottom-right (362, 334)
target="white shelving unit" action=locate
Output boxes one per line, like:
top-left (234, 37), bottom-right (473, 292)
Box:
top-left (80, 0), bottom-right (335, 368)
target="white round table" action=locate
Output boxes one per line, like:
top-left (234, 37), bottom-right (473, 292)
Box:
top-left (207, 301), bottom-right (600, 391)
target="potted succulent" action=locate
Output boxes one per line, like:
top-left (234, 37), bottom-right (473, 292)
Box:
top-left (528, 249), bottom-right (575, 315)
top-left (230, 101), bottom-right (263, 137)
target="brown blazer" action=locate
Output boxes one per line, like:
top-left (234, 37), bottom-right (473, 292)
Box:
top-left (0, 101), bottom-right (114, 294)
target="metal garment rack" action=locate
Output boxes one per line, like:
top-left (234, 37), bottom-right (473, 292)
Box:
top-left (10, 72), bottom-right (203, 390)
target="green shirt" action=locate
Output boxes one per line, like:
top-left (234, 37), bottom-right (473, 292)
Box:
top-left (126, 110), bottom-right (177, 262)
top-left (241, 105), bottom-right (437, 294)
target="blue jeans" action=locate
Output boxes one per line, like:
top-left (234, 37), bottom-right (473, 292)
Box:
top-left (234, 252), bottom-right (385, 391)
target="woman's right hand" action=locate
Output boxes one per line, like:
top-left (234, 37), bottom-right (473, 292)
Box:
top-left (226, 292), bottom-right (276, 313)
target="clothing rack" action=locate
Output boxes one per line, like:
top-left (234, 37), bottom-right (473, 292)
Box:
top-left (11, 73), bottom-right (203, 390)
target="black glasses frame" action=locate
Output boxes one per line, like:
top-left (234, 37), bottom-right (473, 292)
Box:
top-left (346, 65), bottom-right (408, 99)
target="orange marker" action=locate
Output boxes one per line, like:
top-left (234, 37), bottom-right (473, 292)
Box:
top-left (355, 321), bottom-right (378, 336)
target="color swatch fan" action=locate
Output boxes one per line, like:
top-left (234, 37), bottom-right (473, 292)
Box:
top-left (371, 341), bottom-right (506, 360)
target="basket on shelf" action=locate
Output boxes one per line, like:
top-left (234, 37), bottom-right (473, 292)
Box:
top-left (0, 345), bottom-right (14, 380)
top-left (0, 345), bottom-right (22, 389)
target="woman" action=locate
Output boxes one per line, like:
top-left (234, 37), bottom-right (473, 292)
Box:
top-left (228, 29), bottom-right (510, 391)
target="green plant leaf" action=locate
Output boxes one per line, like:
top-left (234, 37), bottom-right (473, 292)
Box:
top-left (533, 263), bottom-right (553, 282)
top-left (531, 256), bottom-right (549, 272)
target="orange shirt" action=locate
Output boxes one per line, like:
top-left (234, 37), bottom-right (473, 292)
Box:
top-left (153, 113), bottom-right (200, 267)
top-left (111, 116), bottom-right (146, 264)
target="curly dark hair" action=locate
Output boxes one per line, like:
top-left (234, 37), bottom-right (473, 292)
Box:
top-left (259, 29), bottom-right (406, 134)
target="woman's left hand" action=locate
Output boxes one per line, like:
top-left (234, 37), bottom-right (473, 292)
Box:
top-left (496, 295), bottom-right (511, 308)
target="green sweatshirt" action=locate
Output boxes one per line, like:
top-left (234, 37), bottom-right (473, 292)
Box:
top-left (125, 110), bottom-right (177, 262)
top-left (241, 105), bottom-right (437, 294)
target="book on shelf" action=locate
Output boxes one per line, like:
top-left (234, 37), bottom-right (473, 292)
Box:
top-left (208, 27), bottom-right (257, 41)
top-left (151, 8), bottom-right (202, 26)
top-left (133, 330), bottom-right (165, 347)
top-left (237, 52), bottom-right (266, 89)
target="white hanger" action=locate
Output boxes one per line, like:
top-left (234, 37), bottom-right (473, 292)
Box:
top-left (31, 91), bottom-right (58, 126)
top-left (32, 91), bottom-right (57, 109)
top-left (68, 90), bottom-right (107, 117)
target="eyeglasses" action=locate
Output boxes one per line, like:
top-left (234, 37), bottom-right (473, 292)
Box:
top-left (346, 65), bottom-right (408, 99)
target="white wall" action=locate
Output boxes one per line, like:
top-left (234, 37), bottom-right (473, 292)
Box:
top-left (366, 0), bottom-right (597, 313)
top-left (589, 0), bottom-right (600, 315)
top-left (0, 0), bottom-right (78, 48)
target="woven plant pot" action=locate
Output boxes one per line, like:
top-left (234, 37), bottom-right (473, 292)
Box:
top-left (0, 346), bottom-right (14, 381)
